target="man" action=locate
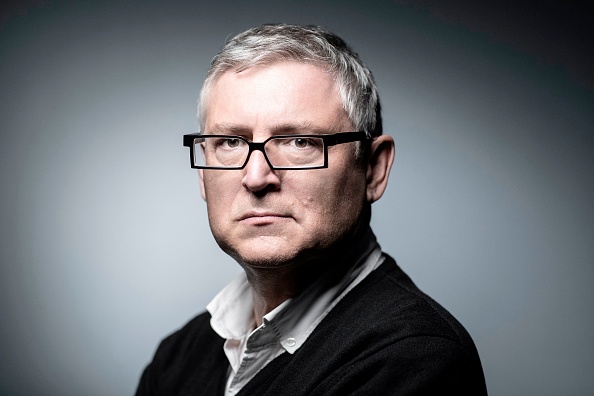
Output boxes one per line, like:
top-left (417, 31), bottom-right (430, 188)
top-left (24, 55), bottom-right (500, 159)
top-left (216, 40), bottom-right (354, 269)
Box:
top-left (137, 24), bottom-right (487, 395)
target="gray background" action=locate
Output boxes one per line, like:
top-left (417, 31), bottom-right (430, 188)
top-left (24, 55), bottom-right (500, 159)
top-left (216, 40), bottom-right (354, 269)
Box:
top-left (1, 1), bottom-right (593, 395)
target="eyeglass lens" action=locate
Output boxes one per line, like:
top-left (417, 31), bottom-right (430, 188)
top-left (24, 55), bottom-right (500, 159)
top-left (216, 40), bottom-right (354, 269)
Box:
top-left (195, 136), bottom-right (326, 169)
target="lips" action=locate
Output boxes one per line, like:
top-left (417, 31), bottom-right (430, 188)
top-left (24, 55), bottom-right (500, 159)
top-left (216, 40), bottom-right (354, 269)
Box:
top-left (239, 211), bottom-right (291, 224)
top-left (238, 211), bottom-right (290, 221)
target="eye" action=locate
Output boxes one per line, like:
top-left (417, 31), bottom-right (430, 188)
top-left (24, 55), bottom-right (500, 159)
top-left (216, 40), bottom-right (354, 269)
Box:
top-left (272, 136), bottom-right (324, 154)
top-left (289, 137), bottom-right (324, 149)
top-left (224, 138), bottom-right (241, 148)
top-left (293, 137), bottom-right (311, 148)
top-left (215, 137), bottom-right (245, 150)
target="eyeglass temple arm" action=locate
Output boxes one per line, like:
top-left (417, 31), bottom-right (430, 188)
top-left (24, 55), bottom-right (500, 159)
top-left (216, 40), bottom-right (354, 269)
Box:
top-left (324, 131), bottom-right (369, 146)
top-left (183, 133), bottom-right (202, 147)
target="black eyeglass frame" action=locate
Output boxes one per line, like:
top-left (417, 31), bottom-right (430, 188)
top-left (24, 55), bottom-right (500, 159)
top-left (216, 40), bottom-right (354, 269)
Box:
top-left (182, 131), bottom-right (369, 170)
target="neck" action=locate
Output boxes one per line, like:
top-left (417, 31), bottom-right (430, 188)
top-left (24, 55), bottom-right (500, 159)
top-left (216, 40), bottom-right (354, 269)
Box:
top-left (244, 221), bottom-right (372, 326)
top-left (244, 264), bottom-right (311, 326)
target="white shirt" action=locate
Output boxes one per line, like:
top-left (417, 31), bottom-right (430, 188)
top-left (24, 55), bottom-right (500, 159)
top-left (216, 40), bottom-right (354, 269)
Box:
top-left (206, 228), bottom-right (384, 395)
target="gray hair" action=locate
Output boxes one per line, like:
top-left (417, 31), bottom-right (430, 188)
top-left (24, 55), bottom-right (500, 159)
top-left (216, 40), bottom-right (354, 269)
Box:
top-left (198, 23), bottom-right (382, 137)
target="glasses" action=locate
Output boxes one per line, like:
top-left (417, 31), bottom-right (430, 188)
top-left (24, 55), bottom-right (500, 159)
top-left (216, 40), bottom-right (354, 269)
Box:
top-left (183, 131), bottom-right (368, 170)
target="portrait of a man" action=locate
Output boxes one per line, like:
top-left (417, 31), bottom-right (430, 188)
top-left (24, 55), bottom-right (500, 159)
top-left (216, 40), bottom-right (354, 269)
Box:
top-left (136, 24), bottom-right (487, 395)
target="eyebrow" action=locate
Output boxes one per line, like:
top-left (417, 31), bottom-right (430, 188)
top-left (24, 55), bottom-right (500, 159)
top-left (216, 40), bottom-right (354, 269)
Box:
top-left (209, 123), bottom-right (250, 135)
top-left (209, 121), bottom-right (329, 136)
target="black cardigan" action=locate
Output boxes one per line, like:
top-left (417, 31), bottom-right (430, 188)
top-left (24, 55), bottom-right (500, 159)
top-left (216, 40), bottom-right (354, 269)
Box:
top-left (136, 255), bottom-right (487, 395)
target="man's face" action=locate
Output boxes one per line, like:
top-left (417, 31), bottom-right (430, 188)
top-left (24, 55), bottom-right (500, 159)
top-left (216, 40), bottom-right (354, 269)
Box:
top-left (200, 61), bottom-right (368, 268)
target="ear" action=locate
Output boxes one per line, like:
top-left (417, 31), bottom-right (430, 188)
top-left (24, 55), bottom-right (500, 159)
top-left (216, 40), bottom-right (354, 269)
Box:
top-left (366, 134), bottom-right (395, 203)
top-left (198, 169), bottom-right (207, 201)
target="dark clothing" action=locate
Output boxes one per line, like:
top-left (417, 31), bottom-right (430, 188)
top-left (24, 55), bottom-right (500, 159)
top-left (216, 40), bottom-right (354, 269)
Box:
top-left (136, 255), bottom-right (487, 395)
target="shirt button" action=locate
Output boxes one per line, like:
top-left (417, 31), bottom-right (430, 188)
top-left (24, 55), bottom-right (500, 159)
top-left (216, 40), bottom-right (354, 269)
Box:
top-left (286, 338), bottom-right (296, 347)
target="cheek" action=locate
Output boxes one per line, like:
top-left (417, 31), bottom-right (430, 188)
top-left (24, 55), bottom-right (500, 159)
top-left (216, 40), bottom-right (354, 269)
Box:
top-left (298, 171), bottom-right (366, 226)
top-left (203, 174), bottom-right (236, 218)
top-left (204, 171), bottom-right (236, 198)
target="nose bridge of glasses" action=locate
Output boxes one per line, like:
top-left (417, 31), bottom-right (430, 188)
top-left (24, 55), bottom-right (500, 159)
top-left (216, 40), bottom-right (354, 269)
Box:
top-left (245, 140), bottom-right (275, 169)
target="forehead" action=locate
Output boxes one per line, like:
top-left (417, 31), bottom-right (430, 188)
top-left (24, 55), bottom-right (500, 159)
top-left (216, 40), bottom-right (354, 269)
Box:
top-left (203, 61), bottom-right (351, 133)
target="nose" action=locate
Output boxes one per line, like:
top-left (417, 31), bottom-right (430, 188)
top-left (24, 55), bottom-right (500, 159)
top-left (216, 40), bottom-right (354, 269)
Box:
top-left (242, 149), bottom-right (281, 193)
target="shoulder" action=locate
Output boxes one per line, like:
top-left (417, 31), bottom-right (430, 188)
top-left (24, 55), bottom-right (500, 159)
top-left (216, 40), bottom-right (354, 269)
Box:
top-left (342, 254), bottom-right (477, 348)
top-left (311, 334), bottom-right (487, 395)
top-left (150, 311), bottom-right (225, 369)
top-left (135, 312), bottom-right (227, 396)
top-left (303, 254), bottom-right (487, 394)
top-left (156, 312), bottom-right (217, 354)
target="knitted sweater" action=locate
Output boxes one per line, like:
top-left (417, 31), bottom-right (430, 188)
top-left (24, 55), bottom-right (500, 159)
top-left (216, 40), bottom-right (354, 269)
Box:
top-left (136, 255), bottom-right (487, 395)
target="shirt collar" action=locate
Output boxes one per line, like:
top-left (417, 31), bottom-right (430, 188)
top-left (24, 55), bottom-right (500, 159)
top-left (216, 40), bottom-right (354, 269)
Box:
top-left (207, 273), bottom-right (254, 340)
top-left (207, 227), bottom-right (381, 354)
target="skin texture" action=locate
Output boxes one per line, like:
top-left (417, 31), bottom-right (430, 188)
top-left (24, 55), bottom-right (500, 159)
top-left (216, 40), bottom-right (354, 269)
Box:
top-left (199, 61), bottom-right (394, 320)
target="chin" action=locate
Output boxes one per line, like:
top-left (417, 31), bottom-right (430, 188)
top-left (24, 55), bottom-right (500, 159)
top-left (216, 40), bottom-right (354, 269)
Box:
top-left (238, 246), bottom-right (300, 268)
top-left (214, 229), bottom-right (343, 269)
top-left (221, 241), bottom-right (309, 269)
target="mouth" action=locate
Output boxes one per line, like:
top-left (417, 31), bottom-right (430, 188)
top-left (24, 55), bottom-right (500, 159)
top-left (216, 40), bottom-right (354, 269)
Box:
top-left (238, 211), bottom-right (291, 224)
